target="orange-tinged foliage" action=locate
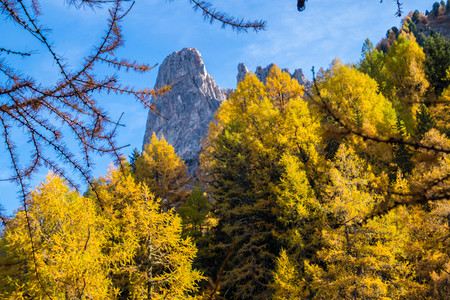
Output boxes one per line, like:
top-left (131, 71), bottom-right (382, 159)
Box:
top-left (2, 15), bottom-right (450, 298)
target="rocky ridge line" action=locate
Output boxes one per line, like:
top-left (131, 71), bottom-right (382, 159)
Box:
top-left (237, 62), bottom-right (310, 88)
top-left (143, 48), bottom-right (309, 174)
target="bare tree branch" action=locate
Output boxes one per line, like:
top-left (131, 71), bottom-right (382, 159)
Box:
top-left (187, 0), bottom-right (266, 32)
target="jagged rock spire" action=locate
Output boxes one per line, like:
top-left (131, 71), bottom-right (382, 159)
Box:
top-left (143, 48), bottom-right (225, 173)
top-left (237, 63), bottom-right (249, 84)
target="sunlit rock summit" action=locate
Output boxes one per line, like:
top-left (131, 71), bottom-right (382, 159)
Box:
top-left (143, 48), bottom-right (309, 173)
top-left (143, 48), bottom-right (225, 172)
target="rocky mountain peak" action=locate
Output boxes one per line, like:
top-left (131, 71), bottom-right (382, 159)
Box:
top-left (236, 63), bottom-right (249, 84)
top-left (143, 48), bottom-right (310, 174)
top-left (143, 48), bottom-right (224, 173)
top-left (236, 63), bottom-right (309, 87)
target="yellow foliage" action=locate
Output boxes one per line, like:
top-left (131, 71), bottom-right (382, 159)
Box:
top-left (315, 60), bottom-right (397, 138)
top-left (266, 65), bottom-right (304, 111)
top-left (200, 64), bottom-right (323, 299)
top-left (97, 167), bottom-right (204, 299)
top-left (325, 144), bottom-right (380, 224)
top-left (277, 154), bottom-right (317, 222)
top-left (299, 144), bottom-right (420, 299)
top-left (0, 173), bottom-right (110, 299)
top-left (313, 61), bottom-right (398, 163)
top-left (430, 85), bottom-right (450, 136)
top-left (0, 169), bottom-right (203, 299)
top-left (272, 249), bottom-right (303, 299)
top-left (202, 65), bottom-right (322, 183)
top-left (135, 133), bottom-right (190, 209)
top-left (383, 35), bottom-right (429, 130)
top-left (384, 35), bottom-right (428, 102)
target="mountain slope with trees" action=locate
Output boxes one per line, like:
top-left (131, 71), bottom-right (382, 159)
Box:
top-left (0, 1), bottom-right (449, 299)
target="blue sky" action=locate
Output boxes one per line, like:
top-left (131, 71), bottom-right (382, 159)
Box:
top-left (0, 0), bottom-right (438, 214)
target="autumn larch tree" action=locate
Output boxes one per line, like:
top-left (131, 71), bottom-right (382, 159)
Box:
top-left (134, 133), bottom-right (190, 210)
top-left (95, 165), bottom-right (204, 299)
top-left (0, 174), bottom-right (110, 299)
top-left (199, 65), bottom-right (322, 299)
top-left (308, 32), bottom-right (449, 217)
top-left (269, 32), bottom-right (449, 298)
top-left (0, 167), bottom-right (204, 299)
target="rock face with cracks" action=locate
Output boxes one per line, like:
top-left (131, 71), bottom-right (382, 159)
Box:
top-left (143, 48), bottom-right (309, 173)
top-left (143, 48), bottom-right (225, 173)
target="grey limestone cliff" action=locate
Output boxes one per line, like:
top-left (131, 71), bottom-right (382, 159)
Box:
top-left (143, 48), bottom-right (225, 172)
top-left (236, 63), bottom-right (249, 84)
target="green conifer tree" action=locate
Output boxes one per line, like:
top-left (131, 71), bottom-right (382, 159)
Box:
top-left (393, 118), bottom-right (414, 174)
top-left (416, 104), bottom-right (435, 140)
top-left (179, 184), bottom-right (211, 238)
top-left (424, 33), bottom-right (450, 95)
